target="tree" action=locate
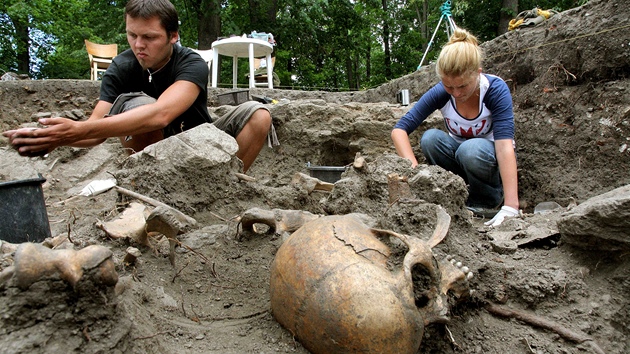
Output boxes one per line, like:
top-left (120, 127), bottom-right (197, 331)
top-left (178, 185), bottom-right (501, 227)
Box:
top-left (0, 0), bottom-right (51, 75)
top-left (174, 0), bottom-right (221, 49)
top-left (499, 0), bottom-right (518, 35)
top-left (0, 0), bottom-right (589, 87)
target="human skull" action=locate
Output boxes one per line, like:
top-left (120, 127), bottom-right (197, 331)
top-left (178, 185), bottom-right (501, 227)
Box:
top-left (269, 207), bottom-right (472, 354)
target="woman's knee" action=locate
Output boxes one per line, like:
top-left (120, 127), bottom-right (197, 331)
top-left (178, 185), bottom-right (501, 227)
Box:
top-left (456, 139), bottom-right (497, 172)
top-left (457, 139), bottom-right (491, 158)
top-left (420, 128), bottom-right (443, 149)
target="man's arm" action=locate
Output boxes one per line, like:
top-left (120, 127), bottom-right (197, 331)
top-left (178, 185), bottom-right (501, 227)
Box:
top-left (3, 80), bottom-right (201, 155)
top-left (69, 100), bottom-right (112, 147)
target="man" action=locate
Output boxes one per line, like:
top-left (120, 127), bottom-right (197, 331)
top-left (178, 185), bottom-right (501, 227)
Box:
top-left (3, 0), bottom-right (272, 173)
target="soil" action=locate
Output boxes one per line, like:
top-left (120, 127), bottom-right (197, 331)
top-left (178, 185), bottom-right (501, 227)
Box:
top-left (0, 0), bottom-right (629, 353)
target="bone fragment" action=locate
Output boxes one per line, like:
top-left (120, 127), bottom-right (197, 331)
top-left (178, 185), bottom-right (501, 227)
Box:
top-left (353, 152), bottom-right (366, 170)
top-left (124, 247), bottom-right (142, 265)
top-left (291, 172), bottom-right (334, 193)
top-left (427, 206), bottom-right (452, 248)
top-left (3, 243), bottom-right (118, 290)
top-left (234, 172), bottom-right (256, 182)
top-left (0, 240), bottom-right (19, 255)
top-left (145, 205), bottom-right (197, 266)
top-left (387, 173), bottom-right (412, 204)
top-left (485, 302), bottom-right (605, 354)
top-left (42, 234), bottom-right (73, 249)
top-left (239, 207), bottom-right (321, 240)
top-left (96, 202), bottom-right (150, 245)
top-left (114, 186), bottom-right (194, 221)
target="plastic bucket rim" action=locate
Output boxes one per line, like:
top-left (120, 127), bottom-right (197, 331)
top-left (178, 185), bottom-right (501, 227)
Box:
top-left (306, 166), bottom-right (347, 171)
top-left (0, 175), bottom-right (47, 189)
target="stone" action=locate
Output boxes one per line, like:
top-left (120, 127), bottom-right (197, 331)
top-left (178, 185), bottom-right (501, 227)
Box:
top-left (557, 184), bottom-right (630, 250)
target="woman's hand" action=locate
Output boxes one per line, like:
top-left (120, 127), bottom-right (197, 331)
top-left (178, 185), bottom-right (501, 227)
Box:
top-left (484, 206), bottom-right (519, 227)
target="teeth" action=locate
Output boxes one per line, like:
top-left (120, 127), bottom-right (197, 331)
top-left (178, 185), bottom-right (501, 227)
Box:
top-left (455, 262), bottom-right (462, 268)
top-left (461, 266), bottom-right (469, 273)
top-left (466, 272), bottom-right (474, 280)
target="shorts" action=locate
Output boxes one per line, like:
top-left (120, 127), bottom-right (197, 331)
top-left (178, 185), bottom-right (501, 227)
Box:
top-left (211, 100), bottom-right (269, 138)
top-left (107, 93), bottom-right (275, 144)
top-left (108, 92), bottom-right (157, 116)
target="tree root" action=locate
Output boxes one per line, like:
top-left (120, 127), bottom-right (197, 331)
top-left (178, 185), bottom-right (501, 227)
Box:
top-left (485, 302), bottom-right (605, 354)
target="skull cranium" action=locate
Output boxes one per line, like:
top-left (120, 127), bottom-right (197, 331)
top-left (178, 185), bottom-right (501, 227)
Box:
top-left (268, 206), bottom-right (472, 354)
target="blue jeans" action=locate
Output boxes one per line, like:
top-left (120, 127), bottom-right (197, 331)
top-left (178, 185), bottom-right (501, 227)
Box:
top-left (420, 129), bottom-right (503, 209)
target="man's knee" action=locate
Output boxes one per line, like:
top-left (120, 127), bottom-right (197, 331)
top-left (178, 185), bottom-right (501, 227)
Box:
top-left (247, 109), bottom-right (272, 133)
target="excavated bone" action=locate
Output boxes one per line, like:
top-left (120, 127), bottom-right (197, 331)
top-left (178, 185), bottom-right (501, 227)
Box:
top-left (96, 202), bottom-right (150, 245)
top-left (353, 152), bottom-right (366, 170)
top-left (1, 243), bottom-right (118, 290)
top-left (239, 207), bottom-right (321, 240)
top-left (42, 234), bottom-right (74, 250)
top-left (270, 207), bottom-right (473, 354)
top-left (387, 172), bottom-right (412, 204)
top-left (124, 247), bottom-right (142, 265)
top-left (291, 172), bottom-right (334, 193)
top-left (234, 172), bottom-right (256, 182)
top-left (145, 205), bottom-right (197, 266)
top-left (0, 240), bottom-right (19, 255)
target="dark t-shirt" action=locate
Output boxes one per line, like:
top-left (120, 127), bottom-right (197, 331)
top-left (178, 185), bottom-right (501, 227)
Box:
top-left (100, 45), bottom-right (212, 138)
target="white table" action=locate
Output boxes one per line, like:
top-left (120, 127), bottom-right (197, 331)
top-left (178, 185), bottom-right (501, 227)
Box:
top-left (211, 37), bottom-right (274, 89)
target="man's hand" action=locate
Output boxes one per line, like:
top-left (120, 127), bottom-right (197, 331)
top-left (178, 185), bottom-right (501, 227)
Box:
top-left (3, 117), bottom-right (79, 156)
top-left (484, 206), bottom-right (519, 227)
top-left (3, 128), bottom-right (50, 156)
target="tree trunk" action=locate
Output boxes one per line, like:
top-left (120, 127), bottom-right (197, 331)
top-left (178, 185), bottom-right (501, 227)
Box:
top-left (382, 0), bottom-right (392, 80)
top-left (11, 14), bottom-right (30, 75)
top-left (248, 0), bottom-right (277, 33)
top-left (365, 44), bottom-right (371, 83)
top-left (422, 0), bottom-right (428, 45)
top-left (195, 0), bottom-right (221, 50)
top-left (346, 53), bottom-right (355, 90)
top-left (498, 0), bottom-right (518, 35)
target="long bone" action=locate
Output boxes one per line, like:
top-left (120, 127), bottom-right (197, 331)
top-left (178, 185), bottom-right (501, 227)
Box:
top-left (0, 243), bottom-right (118, 290)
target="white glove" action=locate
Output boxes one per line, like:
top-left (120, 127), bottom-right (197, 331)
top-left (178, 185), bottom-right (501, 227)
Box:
top-left (484, 206), bottom-right (519, 227)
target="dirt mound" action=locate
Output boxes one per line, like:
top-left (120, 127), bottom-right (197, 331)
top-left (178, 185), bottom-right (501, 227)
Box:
top-left (0, 0), bottom-right (629, 353)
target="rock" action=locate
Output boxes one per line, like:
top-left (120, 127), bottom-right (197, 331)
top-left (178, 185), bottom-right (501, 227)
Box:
top-left (557, 184), bottom-right (630, 250)
top-left (534, 201), bottom-right (563, 214)
top-left (490, 239), bottom-right (518, 254)
top-left (117, 123), bottom-right (242, 214)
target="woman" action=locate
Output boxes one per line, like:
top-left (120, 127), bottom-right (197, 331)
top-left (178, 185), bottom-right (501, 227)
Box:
top-left (391, 28), bottom-right (519, 227)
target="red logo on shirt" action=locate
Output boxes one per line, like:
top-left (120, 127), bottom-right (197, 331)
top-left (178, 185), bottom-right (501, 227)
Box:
top-left (445, 118), bottom-right (488, 138)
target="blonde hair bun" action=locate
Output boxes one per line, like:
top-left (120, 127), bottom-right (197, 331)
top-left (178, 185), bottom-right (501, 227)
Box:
top-left (436, 28), bottom-right (483, 78)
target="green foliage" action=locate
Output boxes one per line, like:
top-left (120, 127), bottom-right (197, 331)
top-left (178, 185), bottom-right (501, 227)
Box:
top-left (0, 0), bottom-right (588, 88)
top-left (38, 44), bottom-right (88, 79)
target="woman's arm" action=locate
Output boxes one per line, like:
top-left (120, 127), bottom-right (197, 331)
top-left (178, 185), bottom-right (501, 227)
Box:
top-left (391, 128), bottom-right (419, 168)
top-left (494, 139), bottom-right (519, 210)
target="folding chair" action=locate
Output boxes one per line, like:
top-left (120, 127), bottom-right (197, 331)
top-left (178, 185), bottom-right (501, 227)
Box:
top-left (84, 39), bottom-right (118, 80)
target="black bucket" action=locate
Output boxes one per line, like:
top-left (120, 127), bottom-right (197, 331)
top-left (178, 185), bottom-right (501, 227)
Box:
top-left (0, 175), bottom-right (51, 243)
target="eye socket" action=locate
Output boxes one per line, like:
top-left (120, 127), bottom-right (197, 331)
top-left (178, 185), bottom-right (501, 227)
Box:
top-left (411, 263), bottom-right (434, 308)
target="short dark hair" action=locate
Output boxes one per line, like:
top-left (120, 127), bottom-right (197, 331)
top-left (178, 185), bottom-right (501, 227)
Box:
top-left (125, 0), bottom-right (179, 35)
